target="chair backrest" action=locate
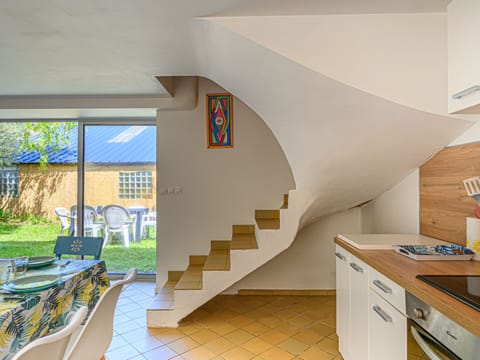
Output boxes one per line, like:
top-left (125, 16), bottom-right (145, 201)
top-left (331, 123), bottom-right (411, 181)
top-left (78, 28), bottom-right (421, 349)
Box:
top-left (70, 205), bottom-right (97, 225)
top-left (54, 207), bottom-right (70, 228)
top-left (54, 236), bottom-right (104, 260)
top-left (65, 268), bottom-right (137, 360)
top-left (102, 205), bottom-right (130, 229)
top-left (11, 306), bottom-right (88, 360)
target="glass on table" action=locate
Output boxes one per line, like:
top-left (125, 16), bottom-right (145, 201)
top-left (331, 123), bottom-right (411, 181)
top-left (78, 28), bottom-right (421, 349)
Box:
top-left (11, 256), bottom-right (29, 280)
top-left (0, 258), bottom-right (13, 285)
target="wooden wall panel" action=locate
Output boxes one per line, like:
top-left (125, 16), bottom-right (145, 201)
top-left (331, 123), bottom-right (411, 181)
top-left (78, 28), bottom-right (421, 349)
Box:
top-left (420, 143), bottom-right (480, 245)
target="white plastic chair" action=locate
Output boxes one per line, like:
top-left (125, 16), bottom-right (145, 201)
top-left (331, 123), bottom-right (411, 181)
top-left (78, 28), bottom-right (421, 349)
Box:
top-left (64, 268), bottom-right (137, 360)
top-left (11, 306), bottom-right (88, 360)
top-left (142, 211), bottom-right (156, 239)
top-left (102, 205), bottom-right (134, 248)
top-left (54, 207), bottom-right (74, 236)
top-left (70, 205), bottom-right (104, 237)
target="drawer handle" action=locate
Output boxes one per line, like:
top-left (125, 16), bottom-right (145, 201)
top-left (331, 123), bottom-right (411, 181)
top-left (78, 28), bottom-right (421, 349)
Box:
top-left (452, 85), bottom-right (480, 99)
top-left (373, 279), bottom-right (392, 294)
top-left (335, 252), bottom-right (346, 261)
top-left (373, 305), bottom-right (392, 323)
top-left (349, 262), bottom-right (364, 273)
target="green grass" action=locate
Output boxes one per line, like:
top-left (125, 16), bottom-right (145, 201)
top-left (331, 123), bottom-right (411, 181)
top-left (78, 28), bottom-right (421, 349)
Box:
top-left (0, 222), bottom-right (156, 273)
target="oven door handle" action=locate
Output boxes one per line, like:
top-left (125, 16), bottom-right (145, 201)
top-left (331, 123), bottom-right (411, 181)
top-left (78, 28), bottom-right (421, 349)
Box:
top-left (411, 327), bottom-right (442, 360)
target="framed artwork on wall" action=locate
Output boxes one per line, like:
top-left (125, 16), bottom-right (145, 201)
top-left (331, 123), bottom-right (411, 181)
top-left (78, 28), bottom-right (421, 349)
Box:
top-left (206, 93), bottom-right (233, 148)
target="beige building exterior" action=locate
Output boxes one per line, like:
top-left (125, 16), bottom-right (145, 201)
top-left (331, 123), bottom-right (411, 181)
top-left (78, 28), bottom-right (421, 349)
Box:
top-left (0, 163), bottom-right (156, 220)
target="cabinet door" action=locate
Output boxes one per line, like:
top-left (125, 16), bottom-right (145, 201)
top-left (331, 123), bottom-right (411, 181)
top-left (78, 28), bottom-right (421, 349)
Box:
top-left (448, 0), bottom-right (480, 113)
top-left (349, 256), bottom-right (369, 360)
top-left (369, 290), bottom-right (407, 360)
top-left (335, 245), bottom-right (350, 359)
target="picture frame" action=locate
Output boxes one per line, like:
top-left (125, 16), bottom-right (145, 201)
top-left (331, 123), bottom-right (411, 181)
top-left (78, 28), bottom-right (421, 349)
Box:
top-left (206, 93), bottom-right (233, 148)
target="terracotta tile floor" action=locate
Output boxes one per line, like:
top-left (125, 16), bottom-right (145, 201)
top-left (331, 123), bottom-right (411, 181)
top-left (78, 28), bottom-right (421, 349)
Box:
top-left (106, 282), bottom-right (343, 360)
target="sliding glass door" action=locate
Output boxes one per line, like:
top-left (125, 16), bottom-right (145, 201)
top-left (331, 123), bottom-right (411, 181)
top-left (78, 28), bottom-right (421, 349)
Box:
top-left (0, 120), bottom-right (156, 275)
top-left (83, 124), bottom-right (156, 274)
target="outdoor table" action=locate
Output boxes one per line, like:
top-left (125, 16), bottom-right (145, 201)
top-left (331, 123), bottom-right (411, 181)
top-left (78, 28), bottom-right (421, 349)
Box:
top-left (127, 206), bottom-right (149, 242)
top-left (0, 260), bottom-right (109, 360)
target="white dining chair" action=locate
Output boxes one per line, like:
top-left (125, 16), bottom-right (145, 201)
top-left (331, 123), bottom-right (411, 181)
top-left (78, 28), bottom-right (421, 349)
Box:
top-left (142, 211), bottom-right (156, 239)
top-left (11, 306), bottom-right (88, 360)
top-left (70, 205), bottom-right (104, 237)
top-left (55, 207), bottom-right (74, 236)
top-left (64, 268), bottom-right (137, 360)
top-left (102, 205), bottom-right (134, 248)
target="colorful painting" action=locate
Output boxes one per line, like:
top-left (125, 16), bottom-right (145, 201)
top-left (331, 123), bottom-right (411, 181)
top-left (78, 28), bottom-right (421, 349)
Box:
top-left (206, 93), bottom-right (233, 148)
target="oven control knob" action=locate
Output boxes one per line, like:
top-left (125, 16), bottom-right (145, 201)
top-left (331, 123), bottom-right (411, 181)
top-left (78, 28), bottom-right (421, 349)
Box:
top-left (413, 308), bottom-right (425, 320)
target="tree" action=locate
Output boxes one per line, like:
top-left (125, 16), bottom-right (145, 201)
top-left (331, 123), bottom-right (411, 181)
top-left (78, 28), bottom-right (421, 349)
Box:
top-left (0, 123), bottom-right (25, 167)
top-left (0, 122), bottom-right (76, 169)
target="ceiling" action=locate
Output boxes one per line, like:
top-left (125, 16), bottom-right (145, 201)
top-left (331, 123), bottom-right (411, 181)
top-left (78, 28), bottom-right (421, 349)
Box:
top-left (0, 0), bottom-right (452, 98)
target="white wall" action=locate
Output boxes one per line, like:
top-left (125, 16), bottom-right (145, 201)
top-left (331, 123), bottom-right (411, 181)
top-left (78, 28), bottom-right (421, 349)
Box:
top-left (359, 121), bottom-right (480, 235)
top-left (361, 170), bottom-right (419, 234)
top-left (449, 121), bottom-right (480, 146)
top-left (225, 207), bottom-right (361, 292)
top-left (156, 78), bottom-right (295, 284)
top-left (210, 13), bottom-right (448, 115)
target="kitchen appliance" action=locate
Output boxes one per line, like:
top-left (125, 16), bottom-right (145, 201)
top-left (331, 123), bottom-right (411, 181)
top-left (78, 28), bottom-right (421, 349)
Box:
top-left (406, 292), bottom-right (480, 360)
top-left (417, 275), bottom-right (480, 311)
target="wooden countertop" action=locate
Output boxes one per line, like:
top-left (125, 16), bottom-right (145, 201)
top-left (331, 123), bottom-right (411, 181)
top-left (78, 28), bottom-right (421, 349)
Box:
top-left (335, 236), bottom-right (480, 338)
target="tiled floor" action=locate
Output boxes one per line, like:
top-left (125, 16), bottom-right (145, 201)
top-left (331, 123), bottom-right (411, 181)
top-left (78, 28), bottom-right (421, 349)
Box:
top-left (107, 282), bottom-right (342, 360)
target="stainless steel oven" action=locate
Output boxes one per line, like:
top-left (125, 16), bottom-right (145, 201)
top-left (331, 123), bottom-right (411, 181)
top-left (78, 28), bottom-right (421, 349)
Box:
top-left (406, 292), bottom-right (480, 360)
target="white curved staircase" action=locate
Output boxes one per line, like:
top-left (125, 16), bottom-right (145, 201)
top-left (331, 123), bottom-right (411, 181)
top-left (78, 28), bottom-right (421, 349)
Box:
top-left (147, 191), bottom-right (302, 327)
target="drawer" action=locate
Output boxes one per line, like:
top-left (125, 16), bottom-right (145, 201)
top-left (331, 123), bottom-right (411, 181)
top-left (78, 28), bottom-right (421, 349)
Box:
top-left (369, 267), bottom-right (405, 315)
top-left (368, 289), bottom-right (407, 360)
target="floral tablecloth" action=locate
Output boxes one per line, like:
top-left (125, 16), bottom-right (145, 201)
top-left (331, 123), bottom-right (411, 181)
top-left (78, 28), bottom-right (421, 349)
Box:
top-left (0, 260), bottom-right (109, 360)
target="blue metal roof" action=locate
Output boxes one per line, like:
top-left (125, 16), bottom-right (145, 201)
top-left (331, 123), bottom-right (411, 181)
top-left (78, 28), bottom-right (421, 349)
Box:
top-left (17, 125), bottom-right (156, 164)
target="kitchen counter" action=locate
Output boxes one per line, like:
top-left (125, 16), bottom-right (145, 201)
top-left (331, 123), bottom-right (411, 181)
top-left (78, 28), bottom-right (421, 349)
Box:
top-left (335, 236), bottom-right (480, 338)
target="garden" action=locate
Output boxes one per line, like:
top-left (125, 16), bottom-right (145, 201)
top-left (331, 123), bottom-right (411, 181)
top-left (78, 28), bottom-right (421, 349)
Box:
top-left (0, 211), bottom-right (156, 274)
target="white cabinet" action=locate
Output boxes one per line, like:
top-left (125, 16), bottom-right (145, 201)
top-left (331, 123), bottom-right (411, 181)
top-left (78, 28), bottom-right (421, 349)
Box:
top-left (368, 290), bottom-right (407, 360)
top-left (448, 0), bottom-right (480, 113)
top-left (335, 245), bottom-right (368, 360)
top-left (336, 245), bottom-right (407, 360)
top-left (369, 267), bottom-right (405, 315)
top-left (349, 256), bottom-right (369, 360)
top-left (335, 245), bottom-right (351, 359)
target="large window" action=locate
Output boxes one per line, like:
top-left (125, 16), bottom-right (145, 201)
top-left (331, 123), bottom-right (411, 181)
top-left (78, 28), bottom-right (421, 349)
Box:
top-left (0, 167), bottom-right (19, 198)
top-left (119, 171), bottom-right (153, 199)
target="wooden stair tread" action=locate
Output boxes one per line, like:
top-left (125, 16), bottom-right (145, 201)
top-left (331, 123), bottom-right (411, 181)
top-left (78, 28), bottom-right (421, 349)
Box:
top-left (175, 266), bottom-right (203, 290)
top-left (232, 224), bottom-right (255, 234)
top-left (281, 193), bottom-right (289, 209)
top-left (255, 210), bottom-right (280, 229)
top-left (256, 218), bottom-right (280, 230)
top-left (231, 233), bottom-right (258, 249)
top-left (204, 249), bottom-right (230, 271)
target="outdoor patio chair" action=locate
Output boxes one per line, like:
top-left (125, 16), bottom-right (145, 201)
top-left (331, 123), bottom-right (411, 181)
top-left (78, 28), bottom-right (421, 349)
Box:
top-left (70, 205), bottom-right (104, 237)
top-left (64, 268), bottom-right (137, 360)
top-left (142, 211), bottom-right (156, 239)
top-left (11, 306), bottom-right (88, 360)
top-left (102, 204), bottom-right (134, 248)
top-left (54, 236), bottom-right (104, 260)
top-left (54, 208), bottom-right (74, 236)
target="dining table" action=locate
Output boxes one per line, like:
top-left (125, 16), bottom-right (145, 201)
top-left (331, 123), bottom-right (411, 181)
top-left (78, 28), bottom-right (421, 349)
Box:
top-left (0, 259), bottom-right (109, 360)
top-left (127, 206), bottom-right (149, 242)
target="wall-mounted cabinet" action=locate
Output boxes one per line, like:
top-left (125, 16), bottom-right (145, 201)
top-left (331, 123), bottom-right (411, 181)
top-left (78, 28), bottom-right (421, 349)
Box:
top-left (448, 0), bottom-right (480, 113)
